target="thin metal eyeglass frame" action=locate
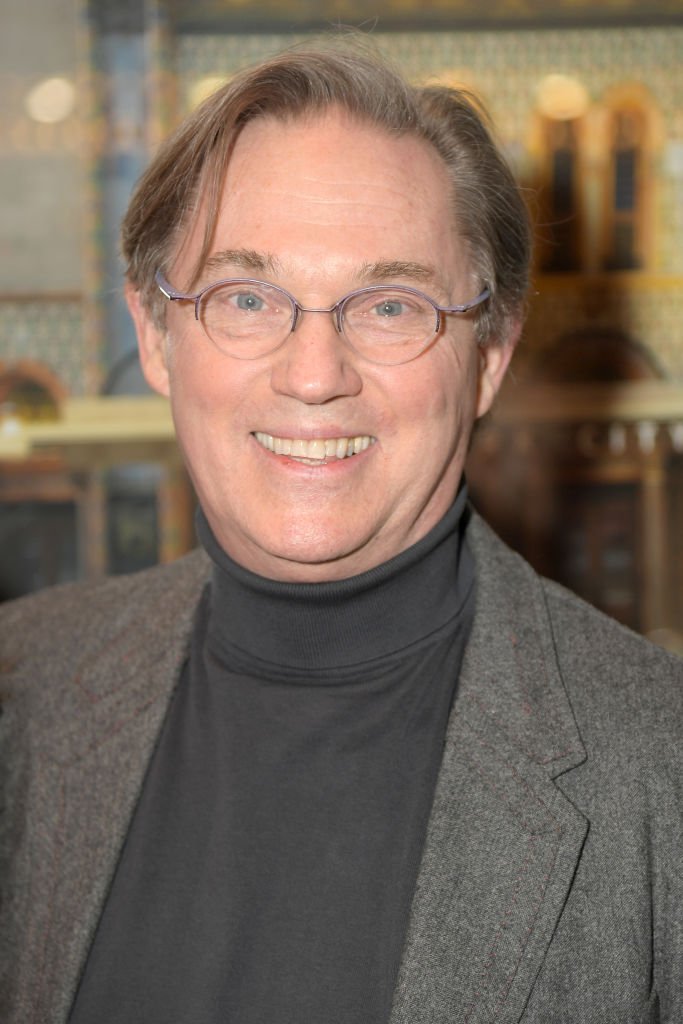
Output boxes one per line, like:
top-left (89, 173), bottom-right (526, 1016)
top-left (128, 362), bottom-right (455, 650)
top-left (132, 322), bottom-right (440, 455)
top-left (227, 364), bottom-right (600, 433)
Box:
top-left (154, 269), bottom-right (491, 361)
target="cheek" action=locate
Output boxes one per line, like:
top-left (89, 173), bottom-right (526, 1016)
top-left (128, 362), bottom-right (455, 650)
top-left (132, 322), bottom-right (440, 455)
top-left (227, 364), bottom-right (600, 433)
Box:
top-left (167, 334), bottom-right (254, 420)
top-left (396, 346), bottom-right (478, 443)
top-left (166, 349), bottom-right (235, 477)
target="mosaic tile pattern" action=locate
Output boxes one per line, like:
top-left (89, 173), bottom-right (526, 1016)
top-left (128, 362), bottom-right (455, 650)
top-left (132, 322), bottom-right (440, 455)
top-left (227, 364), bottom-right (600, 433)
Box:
top-left (0, 301), bottom-right (86, 395)
top-left (179, 27), bottom-right (683, 136)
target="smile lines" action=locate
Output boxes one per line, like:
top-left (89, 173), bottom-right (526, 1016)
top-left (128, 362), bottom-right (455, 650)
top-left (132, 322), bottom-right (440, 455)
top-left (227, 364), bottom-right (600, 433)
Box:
top-left (253, 432), bottom-right (375, 461)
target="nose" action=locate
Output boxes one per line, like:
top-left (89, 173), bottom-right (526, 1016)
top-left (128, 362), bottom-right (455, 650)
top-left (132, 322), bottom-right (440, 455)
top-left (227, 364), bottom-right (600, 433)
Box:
top-left (270, 308), bottom-right (363, 404)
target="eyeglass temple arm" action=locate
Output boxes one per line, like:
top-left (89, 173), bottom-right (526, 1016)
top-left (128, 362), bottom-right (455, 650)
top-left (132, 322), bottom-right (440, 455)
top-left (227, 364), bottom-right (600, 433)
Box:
top-left (441, 286), bottom-right (491, 314)
top-left (155, 270), bottom-right (193, 301)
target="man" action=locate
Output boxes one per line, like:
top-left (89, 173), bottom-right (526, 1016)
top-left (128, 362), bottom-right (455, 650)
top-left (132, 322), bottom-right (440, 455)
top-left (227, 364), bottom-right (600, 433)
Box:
top-left (1, 41), bottom-right (682, 1024)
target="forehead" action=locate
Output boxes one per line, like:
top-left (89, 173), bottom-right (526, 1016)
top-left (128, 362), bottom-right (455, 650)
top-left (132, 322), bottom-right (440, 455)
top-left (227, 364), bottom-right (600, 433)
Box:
top-left (173, 109), bottom-right (466, 288)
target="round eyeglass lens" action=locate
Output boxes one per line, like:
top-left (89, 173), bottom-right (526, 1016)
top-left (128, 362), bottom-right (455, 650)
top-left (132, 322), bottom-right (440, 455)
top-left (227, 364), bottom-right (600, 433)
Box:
top-left (342, 287), bottom-right (437, 363)
top-left (201, 281), bottom-right (294, 356)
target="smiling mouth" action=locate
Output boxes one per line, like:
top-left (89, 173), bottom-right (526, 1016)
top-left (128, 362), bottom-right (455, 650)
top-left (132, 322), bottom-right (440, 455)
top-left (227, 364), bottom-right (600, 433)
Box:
top-left (253, 432), bottom-right (376, 465)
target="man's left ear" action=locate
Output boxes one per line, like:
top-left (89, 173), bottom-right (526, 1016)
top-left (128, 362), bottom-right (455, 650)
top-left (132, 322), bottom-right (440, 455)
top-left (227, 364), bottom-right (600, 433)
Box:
top-left (475, 319), bottom-right (522, 419)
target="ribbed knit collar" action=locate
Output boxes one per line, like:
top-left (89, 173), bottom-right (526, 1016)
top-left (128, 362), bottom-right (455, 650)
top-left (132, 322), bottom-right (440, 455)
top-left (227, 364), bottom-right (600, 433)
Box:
top-left (197, 486), bottom-right (473, 672)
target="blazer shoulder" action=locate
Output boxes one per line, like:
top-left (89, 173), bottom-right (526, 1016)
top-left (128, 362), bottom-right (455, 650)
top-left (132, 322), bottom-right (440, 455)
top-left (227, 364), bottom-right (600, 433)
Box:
top-left (466, 507), bottom-right (683, 745)
top-left (542, 574), bottom-right (683, 735)
top-left (0, 548), bottom-right (210, 672)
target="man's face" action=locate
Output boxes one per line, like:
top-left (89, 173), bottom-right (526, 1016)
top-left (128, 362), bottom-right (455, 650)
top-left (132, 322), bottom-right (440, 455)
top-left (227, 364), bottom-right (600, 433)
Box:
top-left (131, 109), bottom-right (515, 582)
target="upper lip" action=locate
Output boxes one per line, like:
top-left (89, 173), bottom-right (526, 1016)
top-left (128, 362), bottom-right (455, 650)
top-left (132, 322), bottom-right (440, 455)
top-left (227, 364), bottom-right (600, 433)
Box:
top-left (252, 429), bottom-right (374, 440)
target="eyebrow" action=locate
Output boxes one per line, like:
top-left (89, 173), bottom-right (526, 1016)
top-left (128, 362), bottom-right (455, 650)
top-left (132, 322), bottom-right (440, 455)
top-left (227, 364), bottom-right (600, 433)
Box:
top-left (357, 259), bottom-right (440, 286)
top-left (202, 248), bottom-right (282, 278)
top-left (200, 251), bottom-right (441, 290)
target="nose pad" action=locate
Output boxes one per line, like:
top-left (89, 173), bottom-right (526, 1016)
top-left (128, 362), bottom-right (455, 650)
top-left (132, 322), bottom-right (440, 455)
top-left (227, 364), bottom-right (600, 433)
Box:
top-left (289, 305), bottom-right (302, 334)
top-left (332, 306), bottom-right (345, 336)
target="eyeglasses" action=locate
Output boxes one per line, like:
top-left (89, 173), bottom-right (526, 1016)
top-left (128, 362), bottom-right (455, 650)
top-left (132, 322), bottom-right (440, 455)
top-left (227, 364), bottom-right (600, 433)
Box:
top-left (155, 269), bottom-right (490, 366)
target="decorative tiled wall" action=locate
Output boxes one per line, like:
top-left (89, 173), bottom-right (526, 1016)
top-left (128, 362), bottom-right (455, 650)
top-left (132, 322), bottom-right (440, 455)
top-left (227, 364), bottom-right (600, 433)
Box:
top-left (0, 300), bottom-right (86, 395)
top-left (522, 277), bottom-right (683, 380)
top-left (180, 26), bottom-right (683, 140)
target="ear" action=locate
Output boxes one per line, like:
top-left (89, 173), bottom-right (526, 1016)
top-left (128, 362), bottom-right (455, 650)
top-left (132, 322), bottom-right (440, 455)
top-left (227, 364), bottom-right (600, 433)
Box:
top-left (125, 281), bottom-right (171, 397)
top-left (475, 318), bottom-right (522, 419)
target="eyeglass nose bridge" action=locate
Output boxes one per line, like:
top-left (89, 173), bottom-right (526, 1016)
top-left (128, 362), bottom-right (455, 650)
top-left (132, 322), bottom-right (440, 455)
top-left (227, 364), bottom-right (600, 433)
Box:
top-left (290, 299), bottom-right (346, 337)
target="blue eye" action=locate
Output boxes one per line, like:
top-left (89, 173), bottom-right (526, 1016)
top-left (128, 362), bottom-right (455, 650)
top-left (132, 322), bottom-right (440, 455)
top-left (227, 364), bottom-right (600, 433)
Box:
top-left (373, 300), bottom-right (404, 318)
top-left (235, 292), bottom-right (264, 311)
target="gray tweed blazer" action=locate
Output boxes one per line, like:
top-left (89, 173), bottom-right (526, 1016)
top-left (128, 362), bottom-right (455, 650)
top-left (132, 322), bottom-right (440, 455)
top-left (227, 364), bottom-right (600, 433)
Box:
top-left (1, 513), bottom-right (682, 1023)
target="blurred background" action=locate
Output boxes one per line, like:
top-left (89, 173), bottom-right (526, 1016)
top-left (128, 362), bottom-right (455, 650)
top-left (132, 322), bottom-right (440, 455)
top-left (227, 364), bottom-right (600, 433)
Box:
top-left (0, 0), bottom-right (682, 651)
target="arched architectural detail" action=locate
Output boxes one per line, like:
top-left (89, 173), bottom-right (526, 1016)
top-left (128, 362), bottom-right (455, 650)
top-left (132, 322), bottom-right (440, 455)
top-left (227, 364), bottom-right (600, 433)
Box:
top-left (535, 113), bottom-right (586, 273)
top-left (0, 359), bottom-right (67, 420)
top-left (599, 83), bottom-right (662, 272)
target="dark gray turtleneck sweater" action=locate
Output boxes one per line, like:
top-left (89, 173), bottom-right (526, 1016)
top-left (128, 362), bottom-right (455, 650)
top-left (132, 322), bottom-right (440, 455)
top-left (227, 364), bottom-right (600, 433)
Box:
top-left (69, 490), bottom-right (475, 1024)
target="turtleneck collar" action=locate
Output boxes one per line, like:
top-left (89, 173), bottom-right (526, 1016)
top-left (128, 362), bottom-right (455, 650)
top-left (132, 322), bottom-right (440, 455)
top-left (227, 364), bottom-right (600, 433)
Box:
top-left (197, 485), bottom-right (474, 673)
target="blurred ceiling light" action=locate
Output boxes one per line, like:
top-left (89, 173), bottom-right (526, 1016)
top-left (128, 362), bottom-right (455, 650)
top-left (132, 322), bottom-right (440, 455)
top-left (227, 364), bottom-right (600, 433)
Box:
top-left (25, 76), bottom-right (76, 124)
top-left (536, 74), bottom-right (589, 121)
top-left (188, 75), bottom-right (230, 109)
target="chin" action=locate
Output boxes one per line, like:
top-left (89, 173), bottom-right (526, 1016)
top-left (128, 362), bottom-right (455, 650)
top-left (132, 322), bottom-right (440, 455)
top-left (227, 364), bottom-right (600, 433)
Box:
top-left (254, 526), bottom-right (375, 582)
top-left (270, 537), bottom-right (361, 571)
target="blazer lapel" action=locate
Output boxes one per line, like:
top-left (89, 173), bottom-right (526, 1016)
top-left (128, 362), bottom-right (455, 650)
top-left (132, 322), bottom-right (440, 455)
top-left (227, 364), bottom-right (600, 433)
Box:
top-left (13, 553), bottom-right (209, 1024)
top-left (391, 515), bottom-right (588, 1024)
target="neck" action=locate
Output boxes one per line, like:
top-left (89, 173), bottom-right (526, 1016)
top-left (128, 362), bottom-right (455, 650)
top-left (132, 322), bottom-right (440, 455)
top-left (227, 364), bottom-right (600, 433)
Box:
top-left (196, 485), bottom-right (474, 672)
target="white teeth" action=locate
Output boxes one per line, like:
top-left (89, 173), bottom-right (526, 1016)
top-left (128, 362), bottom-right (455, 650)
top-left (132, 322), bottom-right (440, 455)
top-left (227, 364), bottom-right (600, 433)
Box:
top-left (254, 432), bottom-right (375, 461)
top-left (308, 439), bottom-right (327, 459)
